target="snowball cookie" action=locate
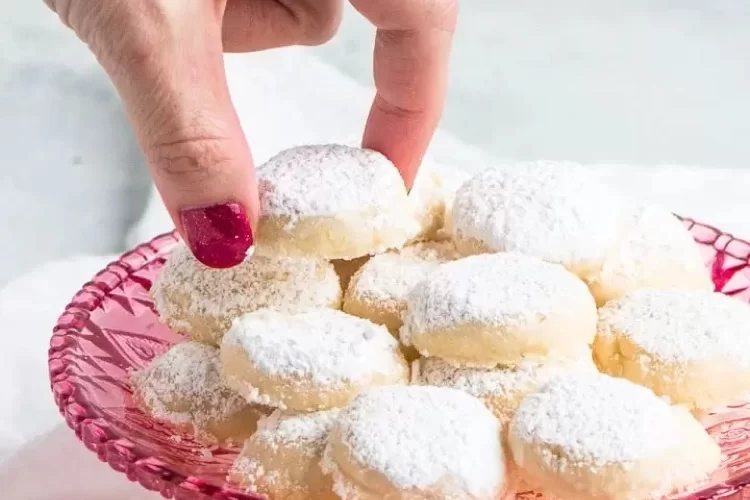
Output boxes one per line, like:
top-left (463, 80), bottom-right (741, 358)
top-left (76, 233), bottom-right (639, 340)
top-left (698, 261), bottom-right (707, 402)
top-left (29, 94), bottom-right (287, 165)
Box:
top-left (509, 373), bottom-right (720, 500)
top-left (595, 289), bottom-right (750, 410)
top-left (152, 243), bottom-right (342, 346)
top-left (432, 163), bottom-right (470, 235)
top-left (588, 204), bottom-right (712, 306)
top-left (343, 241), bottom-right (461, 335)
top-left (220, 309), bottom-right (409, 412)
top-left (131, 342), bottom-right (268, 445)
top-left (331, 256), bottom-right (370, 292)
top-left (406, 163), bottom-right (446, 244)
top-left (321, 385), bottom-right (513, 500)
top-left (229, 409), bottom-right (340, 500)
top-left (414, 346), bottom-right (597, 427)
top-left (254, 144), bottom-right (422, 260)
top-left (401, 252), bottom-right (597, 367)
top-left (451, 162), bottom-right (621, 280)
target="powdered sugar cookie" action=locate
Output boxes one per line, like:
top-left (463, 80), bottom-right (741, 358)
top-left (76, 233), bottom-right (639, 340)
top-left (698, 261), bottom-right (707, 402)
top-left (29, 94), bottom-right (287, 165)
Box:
top-left (321, 385), bottom-right (513, 500)
top-left (343, 241), bottom-right (461, 335)
top-left (401, 252), bottom-right (597, 367)
top-left (407, 163), bottom-right (446, 243)
top-left (588, 204), bottom-right (712, 306)
top-left (414, 346), bottom-right (597, 427)
top-left (152, 243), bottom-right (341, 346)
top-left (509, 373), bottom-right (720, 500)
top-left (331, 256), bottom-right (369, 292)
top-left (432, 163), bottom-right (470, 236)
top-left (255, 144), bottom-right (421, 259)
top-left (451, 162), bottom-right (621, 280)
top-left (595, 289), bottom-right (750, 410)
top-left (220, 309), bottom-right (409, 411)
top-left (131, 342), bottom-right (267, 445)
top-left (229, 409), bottom-right (340, 500)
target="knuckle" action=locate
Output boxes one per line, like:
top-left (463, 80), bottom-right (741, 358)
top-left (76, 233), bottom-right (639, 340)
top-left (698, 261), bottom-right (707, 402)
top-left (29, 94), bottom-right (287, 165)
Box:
top-left (149, 135), bottom-right (234, 184)
top-left (351, 0), bottom-right (457, 31)
top-left (294, 1), bottom-right (343, 46)
top-left (425, 0), bottom-right (459, 31)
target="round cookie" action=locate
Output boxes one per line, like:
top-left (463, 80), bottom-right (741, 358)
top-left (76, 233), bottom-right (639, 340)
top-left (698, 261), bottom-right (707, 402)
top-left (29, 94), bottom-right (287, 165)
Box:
top-left (508, 373), bottom-right (720, 500)
top-left (321, 385), bottom-right (513, 500)
top-left (220, 309), bottom-right (409, 411)
top-left (343, 241), bottom-right (461, 335)
top-left (255, 144), bottom-right (422, 259)
top-left (414, 346), bottom-right (597, 427)
top-left (152, 243), bottom-right (342, 346)
top-left (450, 162), bottom-right (621, 280)
top-left (131, 342), bottom-right (267, 445)
top-left (406, 162), bottom-right (446, 243)
top-left (400, 252), bottom-right (597, 367)
top-left (588, 204), bottom-right (712, 306)
top-left (595, 289), bottom-right (750, 410)
top-left (229, 409), bottom-right (340, 500)
top-left (432, 162), bottom-right (470, 236)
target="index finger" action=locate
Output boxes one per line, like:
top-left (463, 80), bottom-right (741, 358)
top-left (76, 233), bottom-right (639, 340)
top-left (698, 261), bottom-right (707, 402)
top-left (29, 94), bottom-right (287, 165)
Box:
top-left (350, 0), bottom-right (458, 188)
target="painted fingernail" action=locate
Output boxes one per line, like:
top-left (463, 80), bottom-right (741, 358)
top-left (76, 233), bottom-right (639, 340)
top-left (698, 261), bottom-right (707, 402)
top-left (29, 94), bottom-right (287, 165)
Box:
top-left (179, 202), bottom-right (254, 269)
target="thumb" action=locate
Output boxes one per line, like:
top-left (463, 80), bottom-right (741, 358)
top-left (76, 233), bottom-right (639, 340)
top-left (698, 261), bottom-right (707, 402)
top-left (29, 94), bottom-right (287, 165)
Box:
top-left (61, 1), bottom-right (259, 268)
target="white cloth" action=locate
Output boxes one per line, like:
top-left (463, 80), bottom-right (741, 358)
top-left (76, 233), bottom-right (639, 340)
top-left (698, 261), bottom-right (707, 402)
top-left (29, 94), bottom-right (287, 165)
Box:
top-left (0, 1), bottom-right (151, 287)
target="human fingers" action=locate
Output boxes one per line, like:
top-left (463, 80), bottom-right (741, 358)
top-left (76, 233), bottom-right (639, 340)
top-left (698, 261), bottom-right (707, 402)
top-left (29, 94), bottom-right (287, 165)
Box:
top-left (350, 0), bottom-right (458, 188)
top-left (44, 0), bottom-right (258, 268)
top-left (222, 0), bottom-right (343, 51)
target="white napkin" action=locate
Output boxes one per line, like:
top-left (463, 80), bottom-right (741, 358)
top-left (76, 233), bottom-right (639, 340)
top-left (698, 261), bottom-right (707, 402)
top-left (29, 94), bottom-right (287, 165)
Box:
top-left (0, 255), bottom-right (119, 462)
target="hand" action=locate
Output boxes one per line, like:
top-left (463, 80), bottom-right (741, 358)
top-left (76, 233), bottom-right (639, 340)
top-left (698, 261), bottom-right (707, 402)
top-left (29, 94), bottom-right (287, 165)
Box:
top-left (44, 0), bottom-right (457, 268)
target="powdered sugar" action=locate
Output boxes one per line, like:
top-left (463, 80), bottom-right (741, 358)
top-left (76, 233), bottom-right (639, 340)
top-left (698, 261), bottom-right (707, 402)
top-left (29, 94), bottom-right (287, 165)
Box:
top-left (510, 373), bottom-right (681, 466)
top-left (130, 342), bottom-right (248, 428)
top-left (257, 144), bottom-right (407, 218)
top-left (451, 162), bottom-right (621, 273)
top-left (223, 309), bottom-right (405, 388)
top-left (432, 162), bottom-right (470, 214)
top-left (415, 346), bottom-right (596, 401)
top-left (597, 289), bottom-right (750, 366)
top-left (593, 204), bottom-right (711, 290)
top-left (401, 252), bottom-right (594, 340)
top-left (253, 409), bottom-right (340, 448)
top-left (321, 385), bottom-right (505, 499)
top-left (230, 409), bottom-right (340, 495)
top-left (407, 163), bottom-right (445, 240)
top-left (348, 241), bottom-right (460, 307)
top-left (151, 243), bottom-right (341, 336)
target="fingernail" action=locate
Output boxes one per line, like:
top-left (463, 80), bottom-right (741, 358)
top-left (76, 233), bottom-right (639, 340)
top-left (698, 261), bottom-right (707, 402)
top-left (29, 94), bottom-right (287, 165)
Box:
top-left (180, 202), bottom-right (254, 269)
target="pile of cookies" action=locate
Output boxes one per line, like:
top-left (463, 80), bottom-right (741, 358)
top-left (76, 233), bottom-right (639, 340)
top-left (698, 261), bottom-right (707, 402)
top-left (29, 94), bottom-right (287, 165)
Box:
top-left (132, 144), bottom-right (750, 500)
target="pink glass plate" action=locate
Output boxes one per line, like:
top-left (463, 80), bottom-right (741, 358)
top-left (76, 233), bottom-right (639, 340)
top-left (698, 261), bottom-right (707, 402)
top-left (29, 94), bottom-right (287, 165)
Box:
top-left (49, 218), bottom-right (750, 500)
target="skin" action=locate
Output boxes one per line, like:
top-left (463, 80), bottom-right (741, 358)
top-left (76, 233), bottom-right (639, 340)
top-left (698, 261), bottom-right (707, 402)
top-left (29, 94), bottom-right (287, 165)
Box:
top-left (44, 0), bottom-right (457, 239)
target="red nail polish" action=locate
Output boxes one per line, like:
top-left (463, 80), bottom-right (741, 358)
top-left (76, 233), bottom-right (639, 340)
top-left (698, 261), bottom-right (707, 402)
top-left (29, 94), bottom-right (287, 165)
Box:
top-left (180, 203), bottom-right (253, 269)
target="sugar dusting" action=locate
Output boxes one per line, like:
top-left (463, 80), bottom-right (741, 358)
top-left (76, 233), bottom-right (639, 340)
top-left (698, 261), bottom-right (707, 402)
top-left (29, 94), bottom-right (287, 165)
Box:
top-left (130, 342), bottom-right (249, 428)
top-left (432, 162), bottom-right (470, 214)
top-left (451, 162), bottom-right (620, 269)
top-left (254, 409), bottom-right (340, 446)
top-left (321, 385), bottom-right (505, 499)
top-left (151, 243), bottom-right (341, 330)
top-left (349, 241), bottom-right (461, 307)
top-left (594, 204), bottom-right (712, 288)
top-left (223, 309), bottom-right (405, 387)
top-left (510, 373), bottom-right (681, 465)
top-left (407, 162), bottom-right (445, 240)
top-left (401, 252), bottom-right (593, 340)
top-left (597, 289), bottom-right (750, 365)
top-left (232, 409), bottom-right (340, 491)
top-left (257, 144), bottom-right (407, 218)
top-left (416, 346), bottom-right (596, 400)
